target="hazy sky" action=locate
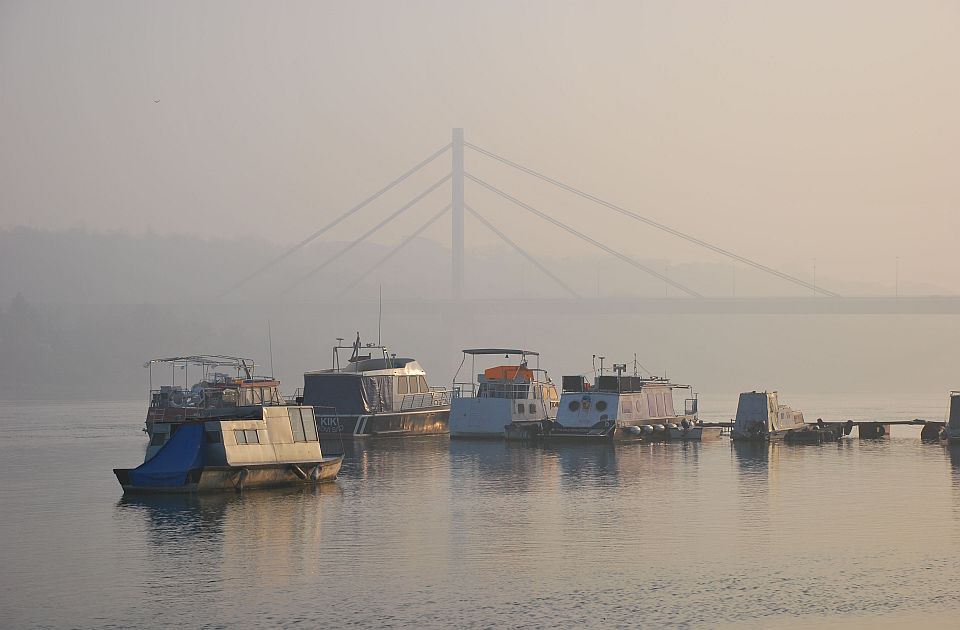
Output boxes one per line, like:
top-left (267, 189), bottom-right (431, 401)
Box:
top-left (2, 1), bottom-right (958, 291)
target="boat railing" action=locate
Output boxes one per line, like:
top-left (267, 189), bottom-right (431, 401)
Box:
top-left (399, 389), bottom-right (453, 410)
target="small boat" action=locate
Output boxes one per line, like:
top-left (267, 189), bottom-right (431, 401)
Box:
top-left (449, 348), bottom-right (559, 438)
top-left (730, 391), bottom-right (845, 442)
top-left (505, 359), bottom-right (718, 442)
top-left (116, 357), bottom-right (342, 493)
top-left (298, 334), bottom-right (453, 438)
top-left (731, 391), bottom-right (804, 441)
top-left (943, 391), bottom-right (960, 443)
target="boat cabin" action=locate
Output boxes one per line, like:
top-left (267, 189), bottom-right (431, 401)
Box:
top-left (300, 337), bottom-right (450, 415)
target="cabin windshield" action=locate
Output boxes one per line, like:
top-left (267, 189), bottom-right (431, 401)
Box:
top-left (477, 381), bottom-right (532, 399)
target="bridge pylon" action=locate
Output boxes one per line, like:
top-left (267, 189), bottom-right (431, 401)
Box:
top-left (452, 128), bottom-right (464, 300)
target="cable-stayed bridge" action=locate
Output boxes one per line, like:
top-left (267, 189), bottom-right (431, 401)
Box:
top-left (223, 129), bottom-right (959, 315)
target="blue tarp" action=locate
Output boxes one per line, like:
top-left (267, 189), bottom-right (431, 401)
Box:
top-left (129, 423), bottom-right (206, 487)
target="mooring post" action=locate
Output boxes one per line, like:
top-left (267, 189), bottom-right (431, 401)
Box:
top-left (452, 128), bottom-right (464, 300)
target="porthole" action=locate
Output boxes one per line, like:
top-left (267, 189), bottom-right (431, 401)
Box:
top-left (568, 400), bottom-right (581, 412)
top-left (596, 400), bottom-right (608, 412)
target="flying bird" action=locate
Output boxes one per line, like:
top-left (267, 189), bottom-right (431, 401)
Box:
top-left (153, 99), bottom-right (160, 103)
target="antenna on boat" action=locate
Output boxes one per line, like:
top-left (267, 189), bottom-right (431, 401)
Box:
top-left (268, 319), bottom-right (275, 378)
top-left (378, 284), bottom-right (383, 347)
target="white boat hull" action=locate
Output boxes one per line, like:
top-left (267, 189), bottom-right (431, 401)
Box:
top-left (450, 397), bottom-right (551, 438)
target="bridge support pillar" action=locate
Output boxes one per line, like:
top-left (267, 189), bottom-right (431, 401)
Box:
top-left (452, 128), bottom-right (464, 300)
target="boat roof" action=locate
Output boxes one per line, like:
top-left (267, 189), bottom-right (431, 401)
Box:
top-left (306, 357), bottom-right (419, 375)
top-left (462, 348), bottom-right (539, 356)
top-left (144, 355), bottom-right (254, 369)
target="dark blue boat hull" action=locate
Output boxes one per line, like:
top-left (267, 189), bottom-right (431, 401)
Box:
top-left (314, 407), bottom-right (450, 438)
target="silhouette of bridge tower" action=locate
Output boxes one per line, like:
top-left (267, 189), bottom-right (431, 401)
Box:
top-left (222, 128), bottom-right (840, 301)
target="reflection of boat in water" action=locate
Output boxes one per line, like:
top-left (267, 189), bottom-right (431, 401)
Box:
top-left (450, 348), bottom-right (558, 438)
top-left (506, 359), bottom-right (719, 442)
top-left (115, 356), bottom-right (342, 493)
top-left (731, 391), bottom-right (846, 443)
top-left (299, 335), bottom-right (452, 438)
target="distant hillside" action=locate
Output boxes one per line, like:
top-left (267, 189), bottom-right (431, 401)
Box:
top-left (0, 227), bottom-right (938, 304)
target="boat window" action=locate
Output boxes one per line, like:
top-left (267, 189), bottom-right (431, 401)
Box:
top-left (289, 408), bottom-right (306, 442)
top-left (302, 408), bottom-right (318, 441)
top-left (238, 429), bottom-right (259, 444)
top-left (647, 395), bottom-right (657, 417)
top-left (150, 432), bottom-right (167, 446)
top-left (251, 388), bottom-right (263, 405)
top-left (408, 376), bottom-right (420, 394)
top-left (418, 376), bottom-right (429, 393)
top-left (289, 408), bottom-right (318, 442)
top-left (596, 400), bottom-right (608, 412)
top-left (234, 430), bottom-right (247, 445)
top-left (517, 404), bottom-right (525, 414)
top-left (529, 403), bottom-right (537, 414)
top-left (568, 400), bottom-right (580, 412)
top-left (655, 393), bottom-right (665, 417)
top-left (397, 377), bottom-right (409, 395)
top-left (621, 401), bottom-right (632, 414)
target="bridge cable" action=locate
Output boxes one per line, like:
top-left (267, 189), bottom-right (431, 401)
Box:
top-left (220, 143), bottom-right (452, 297)
top-left (465, 142), bottom-right (840, 297)
top-left (286, 174), bottom-right (451, 291)
top-left (464, 204), bottom-right (581, 299)
top-left (464, 173), bottom-right (702, 298)
top-left (338, 204), bottom-right (452, 298)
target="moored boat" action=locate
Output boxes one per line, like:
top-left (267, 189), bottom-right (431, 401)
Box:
top-left (116, 357), bottom-right (342, 493)
top-left (298, 335), bottom-right (452, 438)
top-left (943, 391), bottom-right (960, 443)
top-left (143, 355), bottom-right (289, 461)
top-left (449, 348), bottom-right (559, 438)
top-left (730, 391), bottom-right (846, 442)
top-left (731, 391), bottom-right (804, 441)
top-left (505, 360), bottom-right (717, 442)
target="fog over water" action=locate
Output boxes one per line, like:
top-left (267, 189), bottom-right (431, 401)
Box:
top-left (2, 2), bottom-right (959, 402)
top-left (3, 2), bottom-right (960, 628)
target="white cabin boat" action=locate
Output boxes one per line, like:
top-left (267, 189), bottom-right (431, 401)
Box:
top-left (730, 391), bottom-right (805, 441)
top-left (449, 348), bottom-right (559, 438)
top-left (506, 361), bottom-right (718, 441)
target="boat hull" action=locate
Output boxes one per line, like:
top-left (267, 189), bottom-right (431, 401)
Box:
top-left (314, 407), bottom-right (450, 438)
top-left (505, 420), bottom-right (716, 443)
top-left (114, 456), bottom-right (343, 494)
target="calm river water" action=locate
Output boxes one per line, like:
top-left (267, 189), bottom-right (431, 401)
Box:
top-left (2, 396), bottom-right (960, 628)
